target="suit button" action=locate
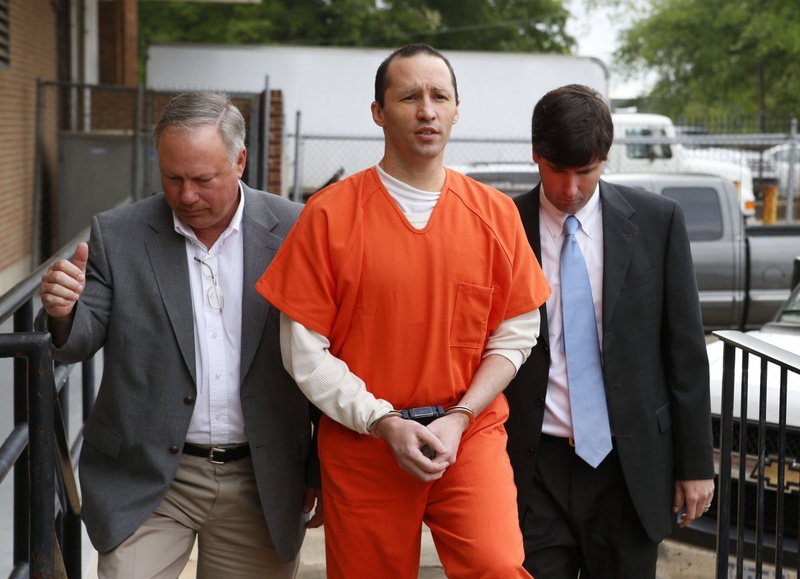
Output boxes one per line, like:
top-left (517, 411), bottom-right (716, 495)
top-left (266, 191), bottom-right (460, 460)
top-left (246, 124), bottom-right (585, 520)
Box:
top-left (525, 447), bottom-right (535, 457)
top-left (169, 445), bottom-right (180, 454)
top-left (184, 396), bottom-right (195, 405)
top-left (535, 398), bottom-right (545, 407)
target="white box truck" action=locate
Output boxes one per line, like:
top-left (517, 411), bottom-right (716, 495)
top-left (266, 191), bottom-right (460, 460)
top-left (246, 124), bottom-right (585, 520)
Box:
top-left (146, 44), bottom-right (609, 192)
top-left (608, 113), bottom-right (756, 217)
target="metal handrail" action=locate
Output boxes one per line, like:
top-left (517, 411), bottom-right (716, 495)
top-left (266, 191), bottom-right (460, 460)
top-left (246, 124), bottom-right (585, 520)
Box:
top-left (713, 329), bottom-right (800, 578)
top-left (0, 229), bottom-right (92, 578)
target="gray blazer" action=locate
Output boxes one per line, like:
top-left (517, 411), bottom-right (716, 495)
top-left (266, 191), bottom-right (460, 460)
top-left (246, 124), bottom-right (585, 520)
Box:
top-left (38, 185), bottom-right (314, 561)
top-left (505, 180), bottom-right (714, 542)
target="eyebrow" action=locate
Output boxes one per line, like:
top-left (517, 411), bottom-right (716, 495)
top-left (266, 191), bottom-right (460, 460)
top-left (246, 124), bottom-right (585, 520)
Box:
top-left (398, 85), bottom-right (452, 97)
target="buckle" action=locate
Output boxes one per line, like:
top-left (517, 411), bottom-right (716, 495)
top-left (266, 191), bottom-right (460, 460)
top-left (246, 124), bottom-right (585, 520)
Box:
top-left (208, 446), bottom-right (226, 464)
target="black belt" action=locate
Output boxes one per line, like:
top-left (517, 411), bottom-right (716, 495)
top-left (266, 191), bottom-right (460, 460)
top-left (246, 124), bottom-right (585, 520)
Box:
top-left (541, 433), bottom-right (576, 447)
top-left (540, 433), bottom-right (616, 450)
top-left (183, 443), bottom-right (251, 464)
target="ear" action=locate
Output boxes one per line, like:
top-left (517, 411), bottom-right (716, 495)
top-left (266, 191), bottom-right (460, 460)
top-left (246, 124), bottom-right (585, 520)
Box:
top-left (532, 148), bottom-right (541, 164)
top-left (371, 101), bottom-right (385, 128)
top-left (235, 148), bottom-right (247, 178)
top-left (453, 102), bottom-right (460, 125)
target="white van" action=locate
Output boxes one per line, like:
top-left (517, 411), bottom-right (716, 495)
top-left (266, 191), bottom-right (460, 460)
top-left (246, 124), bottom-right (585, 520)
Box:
top-left (608, 113), bottom-right (756, 218)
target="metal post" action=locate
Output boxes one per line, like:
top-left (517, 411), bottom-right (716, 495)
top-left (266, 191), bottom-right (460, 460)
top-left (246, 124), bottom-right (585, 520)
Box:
top-left (132, 84), bottom-right (143, 201)
top-left (27, 333), bottom-right (56, 578)
top-left (0, 332), bottom-right (59, 577)
top-left (715, 341), bottom-right (736, 577)
top-left (293, 111), bottom-right (303, 204)
top-left (144, 93), bottom-right (155, 197)
top-left (248, 94), bottom-right (261, 189)
top-left (31, 79), bottom-right (46, 269)
top-left (12, 303), bottom-right (33, 569)
top-left (83, 357), bottom-right (95, 420)
top-left (261, 76), bottom-right (271, 192)
top-left (786, 118), bottom-right (797, 224)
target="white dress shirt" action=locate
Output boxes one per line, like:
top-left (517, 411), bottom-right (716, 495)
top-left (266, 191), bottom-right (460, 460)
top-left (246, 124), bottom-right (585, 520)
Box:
top-left (174, 182), bottom-right (246, 445)
top-left (539, 182), bottom-right (604, 438)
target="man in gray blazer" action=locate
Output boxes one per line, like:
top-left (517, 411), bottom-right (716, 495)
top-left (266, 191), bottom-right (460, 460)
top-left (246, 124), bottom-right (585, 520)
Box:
top-left (505, 84), bottom-right (714, 578)
top-left (38, 92), bottom-right (320, 578)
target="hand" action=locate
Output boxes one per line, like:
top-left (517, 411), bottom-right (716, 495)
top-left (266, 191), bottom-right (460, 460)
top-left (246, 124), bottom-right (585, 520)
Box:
top-left (40, 242), bottom-right (89, 319)
top-left (426, 411), bottom-right (471, 467)
top-left (674, 478), bottom-right (715, 527)
top-left (303, 487), bottom-right (324, 528)
top-left (372, 415), bottom-right (449, 482)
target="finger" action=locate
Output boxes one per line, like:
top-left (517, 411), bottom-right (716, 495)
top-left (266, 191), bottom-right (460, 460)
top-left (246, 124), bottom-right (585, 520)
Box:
top-left (305, 510), bottom-right (324, 528)
top-left (72, 242), bottom-right (89, 275)
top-left (417, 430), bottom-right (447, 456)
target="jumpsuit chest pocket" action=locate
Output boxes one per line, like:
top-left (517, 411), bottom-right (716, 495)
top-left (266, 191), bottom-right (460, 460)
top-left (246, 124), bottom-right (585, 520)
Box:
top-left (450, 283), bottom-right (495, 349)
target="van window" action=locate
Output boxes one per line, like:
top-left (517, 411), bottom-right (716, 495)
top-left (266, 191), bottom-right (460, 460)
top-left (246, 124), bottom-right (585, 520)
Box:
top-left (625, 128), bottom-right (672, 161)
top-left (662, 187), bottom-right (723, 241)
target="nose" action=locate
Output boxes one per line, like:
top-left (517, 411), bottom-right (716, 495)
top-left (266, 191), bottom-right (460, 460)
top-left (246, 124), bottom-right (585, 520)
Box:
top-left (416, 96), bottom-right (436, 120)
top-left (561, 173), bottom-right (580, 197)
top-left (178, 180), bottom-right (200, 204)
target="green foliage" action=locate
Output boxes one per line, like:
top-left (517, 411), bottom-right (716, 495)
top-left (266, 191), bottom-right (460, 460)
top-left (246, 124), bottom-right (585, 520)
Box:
top-left (138, 0), bottom-right (575, 81)
top-left (612, 0), bottom-right (800, 120)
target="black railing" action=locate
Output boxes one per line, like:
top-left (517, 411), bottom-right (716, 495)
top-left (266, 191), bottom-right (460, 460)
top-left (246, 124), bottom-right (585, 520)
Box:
top-left (0, 230), bottom-right (93, 578)
top-left (714, 329), bottom-right (800, 578)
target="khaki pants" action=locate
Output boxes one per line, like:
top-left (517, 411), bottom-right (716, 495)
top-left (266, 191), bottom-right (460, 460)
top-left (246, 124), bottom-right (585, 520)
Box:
top-left (98, 453), bottom-right (300, 579)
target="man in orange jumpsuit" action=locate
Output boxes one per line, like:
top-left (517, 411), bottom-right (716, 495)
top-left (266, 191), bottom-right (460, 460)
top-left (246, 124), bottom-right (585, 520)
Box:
top-left (257, 43), bottom-right (550, 578)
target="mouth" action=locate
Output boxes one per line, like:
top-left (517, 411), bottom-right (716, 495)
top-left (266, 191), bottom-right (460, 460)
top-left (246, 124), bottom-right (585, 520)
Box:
top-left (180, 208), bottom-right (206, 218)
top-left (416, 127), bottom-right (439, 141)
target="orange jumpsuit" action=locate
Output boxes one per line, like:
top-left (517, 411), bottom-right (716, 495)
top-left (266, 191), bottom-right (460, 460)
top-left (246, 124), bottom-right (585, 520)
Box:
top-left (257, 167), bottom-right (550, 578)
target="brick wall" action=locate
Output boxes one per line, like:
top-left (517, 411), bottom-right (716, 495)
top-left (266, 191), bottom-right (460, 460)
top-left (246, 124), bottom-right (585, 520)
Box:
top-left (98, 0), bottom-right (137, 86)
top-left (0, 0), bottom-right (58, 280)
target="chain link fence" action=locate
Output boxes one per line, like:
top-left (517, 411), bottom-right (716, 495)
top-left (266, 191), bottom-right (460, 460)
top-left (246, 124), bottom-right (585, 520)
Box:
top-left (34, 82), bottom-right (272, 265)
top-left (286, 115), bottom-right (800, 222)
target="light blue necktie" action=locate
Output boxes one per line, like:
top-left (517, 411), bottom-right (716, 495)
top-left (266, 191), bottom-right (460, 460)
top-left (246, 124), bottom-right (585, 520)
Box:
top-left (561, 215), bottom-right (612, 468)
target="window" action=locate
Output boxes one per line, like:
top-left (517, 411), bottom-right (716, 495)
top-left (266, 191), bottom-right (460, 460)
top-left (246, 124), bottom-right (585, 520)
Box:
top-left (662, 187), bottom-right (723, 241)
top-left (0, 0), bottom-right (8, 68)
top-left (625, 128), bottom-right (672, 161)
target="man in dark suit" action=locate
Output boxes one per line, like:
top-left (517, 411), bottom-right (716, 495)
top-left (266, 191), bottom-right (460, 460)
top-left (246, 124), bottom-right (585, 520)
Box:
top-left (38, 92), bottom-right (320, 578)
top-left (505, 84), bottom-right (715, 578)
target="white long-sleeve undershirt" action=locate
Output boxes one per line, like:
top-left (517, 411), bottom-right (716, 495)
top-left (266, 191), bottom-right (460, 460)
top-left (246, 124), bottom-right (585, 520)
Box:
top-left (280, 309), bottom-right (540, 434)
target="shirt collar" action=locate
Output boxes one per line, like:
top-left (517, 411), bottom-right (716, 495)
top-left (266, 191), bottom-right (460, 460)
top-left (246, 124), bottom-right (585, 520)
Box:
top-left (539, 181), bottom-right (602, 240)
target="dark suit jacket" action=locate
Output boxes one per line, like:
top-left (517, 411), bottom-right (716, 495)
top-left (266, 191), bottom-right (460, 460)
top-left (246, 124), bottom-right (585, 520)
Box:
top-left (505, 179), bottom-right (714, 542)
top-left (37, 185), bottom-right (314, 561)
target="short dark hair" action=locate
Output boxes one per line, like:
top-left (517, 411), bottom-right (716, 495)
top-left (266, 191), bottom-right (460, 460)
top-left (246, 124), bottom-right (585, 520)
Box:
top-left (374, 43), bottom-right (459, 108)
top-left (531, 84), bottom-right (613, 168)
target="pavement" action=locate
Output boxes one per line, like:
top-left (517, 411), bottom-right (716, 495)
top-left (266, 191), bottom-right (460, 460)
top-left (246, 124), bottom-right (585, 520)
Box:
top-left (165, 524), bottom-right (725, 579)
